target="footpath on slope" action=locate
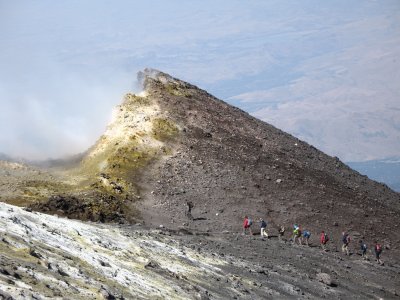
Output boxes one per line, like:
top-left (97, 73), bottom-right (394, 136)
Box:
top-left (119, 222), bottom-right (400, 299)
top-left (0, 202), bottom-right (399, 299)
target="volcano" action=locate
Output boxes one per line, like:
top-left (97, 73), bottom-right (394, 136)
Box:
top-left (1, 69), bottom-right (400, 298)
top-left (1, 68), bottom-right (399, 250)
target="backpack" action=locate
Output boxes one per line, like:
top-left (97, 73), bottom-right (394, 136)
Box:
top-left (361, 243), bottom-right (367, 251)
top-left (376, 244), bottom-right (382, 252)
top-left (324, 233), bottom-right (329, 243)
top-left (248, 218), bottom-right (253, 226)
top-left (342, 234), bottom-right (349, 244)
top-left (303, 231), bottom-right (311, 238)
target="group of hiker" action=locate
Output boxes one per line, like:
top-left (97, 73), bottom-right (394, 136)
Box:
top-left (242, 216), bottom-right (384, 264)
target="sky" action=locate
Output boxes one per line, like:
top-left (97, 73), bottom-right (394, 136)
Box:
top-left (0, 0), bottom-right (399, 161)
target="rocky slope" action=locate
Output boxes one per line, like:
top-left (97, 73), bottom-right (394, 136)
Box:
top-left (1, 202), bottom-right (399, 299)
top-left (136, 69), bottom-right (400, 259)
top-left (1, 68), bottom-right (400, 260)
top-left (1, 69), bottom-right (400, 299)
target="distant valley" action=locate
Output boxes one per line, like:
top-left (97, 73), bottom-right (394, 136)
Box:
top-left (348, 158), bottom-right (400, 192)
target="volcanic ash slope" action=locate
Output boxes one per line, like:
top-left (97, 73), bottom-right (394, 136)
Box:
top-left (1, 202), bottom-right (400, 299)
top-left (131, 69), bottom-right (400, 257)
top-left (1, 68), bottom-right (400, 259)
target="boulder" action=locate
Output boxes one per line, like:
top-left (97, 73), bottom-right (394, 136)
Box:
top-left (316, 272), bottom-right (335, 287)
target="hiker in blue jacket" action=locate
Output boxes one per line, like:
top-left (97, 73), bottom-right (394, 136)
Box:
top-left (303, 230), bottom-right (311, 246)
top-left (359, 240), bottom-right (367, 259)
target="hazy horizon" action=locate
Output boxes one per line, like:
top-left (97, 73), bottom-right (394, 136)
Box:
top-left (1, 1), bottom-right (399, 161)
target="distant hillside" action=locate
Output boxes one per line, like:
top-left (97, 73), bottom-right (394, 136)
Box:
top-left (0, 152), bottom-right (84, 168)
top-left (0, 153), bottom-right (12, 161)
top-left (347, 158), bottom-right (400, 192)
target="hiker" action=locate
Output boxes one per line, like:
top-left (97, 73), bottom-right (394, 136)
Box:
top-left (259, 218), bottom-right (268, 239)
top-left (320, 231), bottom-right (329, 251)
top-left (185, 201), bottom-right (194, 220)
top-left (303, 230), bottom-right (311, 246)
top-left (292, 225), bottom-right (302, 244)
top-left (374, 241), bottom-right (383, 265)
top-left (359, 240), bottom-right (367, 259)
top-left (242, 216), bottom-right (253, 235)
top-left (278, 225), bottom-right (285, 241)
top-left (341, 232), bottom-right (351, 256)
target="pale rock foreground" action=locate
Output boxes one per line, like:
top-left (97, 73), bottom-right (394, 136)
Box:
top-left (0, 202), bottom-right (237, 299)
top-left (1, 202), bottom-right (400, 299)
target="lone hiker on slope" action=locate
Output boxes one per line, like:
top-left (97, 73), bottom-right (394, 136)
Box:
top-left (185, 201), bottom-right (194, 220)
top-left (259, 218), bottom-right (268, 240)
top-left (242, 216), bottom-right (253, 236)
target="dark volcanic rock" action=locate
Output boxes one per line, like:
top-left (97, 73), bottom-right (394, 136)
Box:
top-left (134, 69), bottom-right (400, 259)
top-left (29, 194), bottom-right (130, 223)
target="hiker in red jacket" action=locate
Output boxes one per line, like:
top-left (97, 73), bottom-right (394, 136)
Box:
top-left (374, 241), bottom-right (383, 265)
top-left (242, 216), bottom-right (253, 235)
top-left (320, 231), bottom-right (329, 251)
